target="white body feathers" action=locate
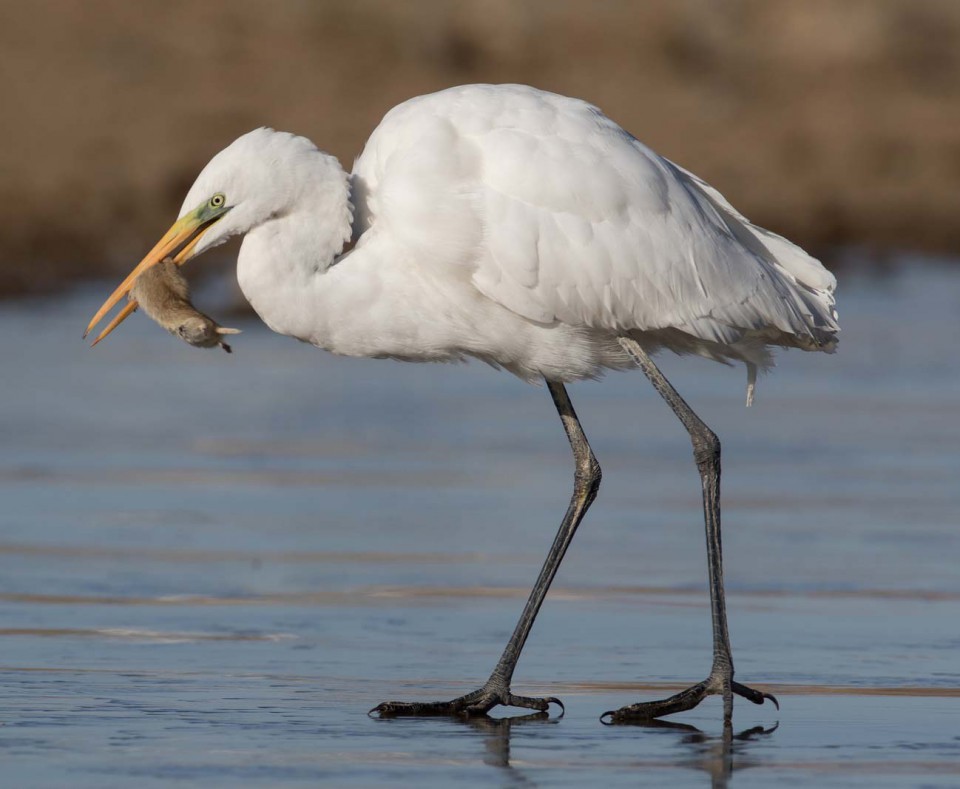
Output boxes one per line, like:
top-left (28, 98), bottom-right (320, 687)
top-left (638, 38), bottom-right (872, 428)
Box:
top-left (183, 84), bottom-right (838, 394)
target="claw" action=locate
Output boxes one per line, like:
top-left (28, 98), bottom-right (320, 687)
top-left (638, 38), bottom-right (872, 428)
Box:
top-left (731, 681), bottom-right (779, 710)
top-left (545, 697), bottom-right (565, 717)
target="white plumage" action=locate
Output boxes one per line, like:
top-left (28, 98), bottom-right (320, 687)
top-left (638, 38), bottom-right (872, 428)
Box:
top-left (150, 84), bottom-right (838, 397)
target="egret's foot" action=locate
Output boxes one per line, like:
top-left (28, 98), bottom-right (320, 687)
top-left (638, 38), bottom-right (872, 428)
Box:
top-left (600, 678), bottom-right (778, 724)
top-left (370, 685), bottom-right (565, 718)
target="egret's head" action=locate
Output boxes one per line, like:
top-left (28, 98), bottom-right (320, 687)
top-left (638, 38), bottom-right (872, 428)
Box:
top-left (177, 128), bottom-right (327, 258)
top-left (84, 128), bottom-right (326, 344)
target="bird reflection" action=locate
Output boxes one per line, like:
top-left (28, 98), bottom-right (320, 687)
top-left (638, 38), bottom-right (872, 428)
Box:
top-left (375, 705), bottom-right (774, 787)
top-left (456, 712), bottom-right (555, 787)
top-left (613, 719), bottom-right (779, 789)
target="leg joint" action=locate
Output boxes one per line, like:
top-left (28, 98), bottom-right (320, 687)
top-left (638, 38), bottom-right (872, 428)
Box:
top-left (574, 455), bottom-right (602, 499)
top-left (692, 427), bottom-right (720, 471)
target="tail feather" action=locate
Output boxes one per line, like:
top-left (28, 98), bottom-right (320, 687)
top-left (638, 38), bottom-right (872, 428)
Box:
top-left (668, 159), bottom-right (839, 344)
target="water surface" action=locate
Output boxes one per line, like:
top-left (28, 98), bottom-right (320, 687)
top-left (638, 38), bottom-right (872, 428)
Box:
top-left (1, 260), bottom-right (958, 786)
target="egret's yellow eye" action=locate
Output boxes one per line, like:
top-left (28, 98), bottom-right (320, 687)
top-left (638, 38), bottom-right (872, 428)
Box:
top-left (210, 194), bottom-right (226, 208)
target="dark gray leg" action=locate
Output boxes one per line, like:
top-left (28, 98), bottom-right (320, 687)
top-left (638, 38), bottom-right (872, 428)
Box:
top-left (372, 380), bottom-right (600, 717)
top-left (602, 337), bottom-right (777, 724)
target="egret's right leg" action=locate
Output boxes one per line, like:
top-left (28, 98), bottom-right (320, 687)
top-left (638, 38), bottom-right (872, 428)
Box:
top-left (371, 380), bottom-right (600, 718)
top-left (602, 337), bottom-right (777, 724)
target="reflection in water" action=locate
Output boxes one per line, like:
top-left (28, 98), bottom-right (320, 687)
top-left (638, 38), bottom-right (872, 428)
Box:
top-left (409, 712), bottom-right (776, 789)
top-left (458, 713), bottom-right (555, 788)
top-left (613, 719), bottom-right (779, 789)
top-left (373, 711), bottom-right (556, 787)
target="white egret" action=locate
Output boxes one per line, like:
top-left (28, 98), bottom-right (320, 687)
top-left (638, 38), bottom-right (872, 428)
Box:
top-left (85, 84), bottom-right (838, 723)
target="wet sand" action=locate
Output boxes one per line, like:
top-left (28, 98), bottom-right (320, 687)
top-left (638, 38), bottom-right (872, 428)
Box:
top-left (0, 261), bottom-right (958, 786)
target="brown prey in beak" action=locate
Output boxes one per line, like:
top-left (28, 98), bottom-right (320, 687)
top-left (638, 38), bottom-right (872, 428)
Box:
top-left (130, 259), bottom-right (240, 352)
top-left (85, 198), bottom-right (231, 345)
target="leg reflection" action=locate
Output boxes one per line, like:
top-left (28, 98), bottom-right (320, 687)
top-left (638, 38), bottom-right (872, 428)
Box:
top-left (458, 711), bottom-right (556, 783)
top-left (605, 718), bottom-right (778, 789)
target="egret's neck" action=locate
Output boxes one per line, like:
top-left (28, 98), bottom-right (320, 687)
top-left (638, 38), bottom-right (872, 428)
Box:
top-left (236, 154), bottom-right (353, 339)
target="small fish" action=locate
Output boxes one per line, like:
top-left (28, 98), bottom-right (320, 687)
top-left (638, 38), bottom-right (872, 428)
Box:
top-left (130, 259), bottom-right (240, 353)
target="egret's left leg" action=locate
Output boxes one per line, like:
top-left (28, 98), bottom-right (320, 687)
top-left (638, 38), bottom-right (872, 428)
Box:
top-left (371, 380), bottom-right (599, 718)
top-left (602, 337), bottom-right (778, 725)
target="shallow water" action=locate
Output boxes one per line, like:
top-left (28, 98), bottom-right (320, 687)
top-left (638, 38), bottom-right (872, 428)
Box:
top-left (1, 260), bottom-right (958, 787)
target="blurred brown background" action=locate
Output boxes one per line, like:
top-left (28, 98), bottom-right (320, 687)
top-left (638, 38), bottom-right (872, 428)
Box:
top-left (1, 0), bottom-right (957, 297)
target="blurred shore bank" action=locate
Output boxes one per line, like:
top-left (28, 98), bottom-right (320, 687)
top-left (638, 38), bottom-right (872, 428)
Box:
top-left (3, 0), bottom-right (959, 297)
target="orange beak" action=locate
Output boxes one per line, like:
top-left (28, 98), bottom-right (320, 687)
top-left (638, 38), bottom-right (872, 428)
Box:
top-left (84, 201), bottom-right (228, 346)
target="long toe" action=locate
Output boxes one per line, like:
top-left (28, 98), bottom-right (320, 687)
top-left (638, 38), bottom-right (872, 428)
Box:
top-left (502, 694), bottom-right (565, 717)
top-left (731, 681), bottom-right (779, 710)
top-left (601, 681), bottom-right (710, 724)
top-left (370, 687), bottom-right (564, 719)
top-left (370, 700), bottom-right (463, 717)
top-left (370, 688), bottom-right (486, 718)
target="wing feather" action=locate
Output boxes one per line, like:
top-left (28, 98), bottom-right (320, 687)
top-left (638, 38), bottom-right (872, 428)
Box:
top-left (352, 85), bottom-right (838, 354)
